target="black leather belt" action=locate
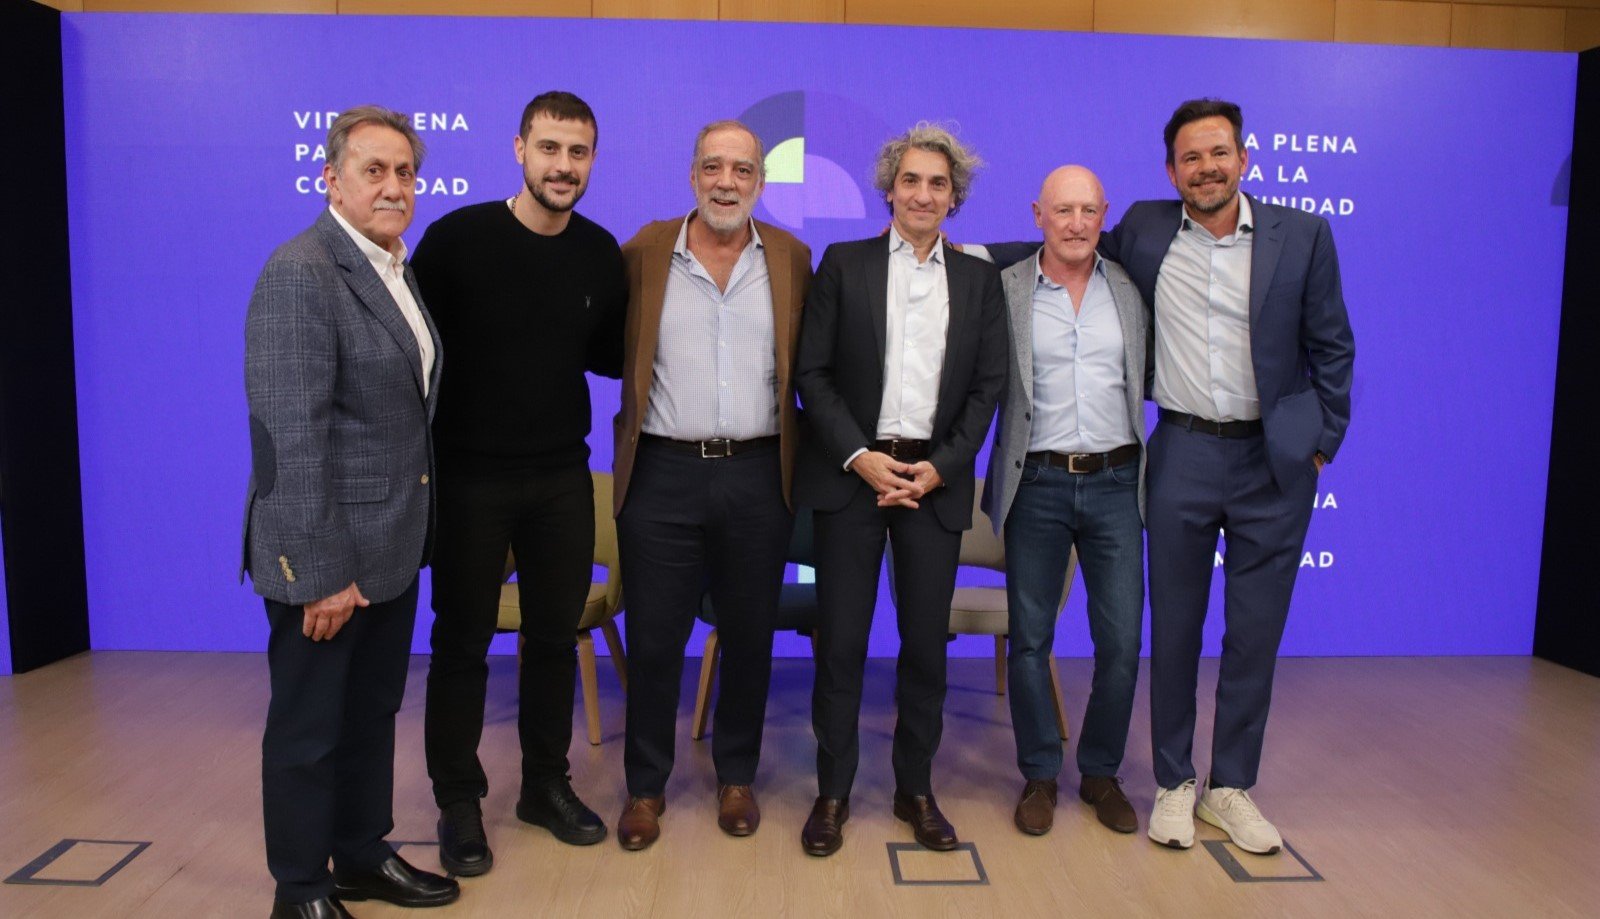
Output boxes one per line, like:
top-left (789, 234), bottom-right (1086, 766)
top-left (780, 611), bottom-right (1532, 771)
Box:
top-left (640, 433), bottom-right (779, 458)
top-left (1159, 409), bottom-right (1263, 438)
top-left (872, 438), bottom-right (931, 462)
top-left (1027, 443), bottom-right (1140, 474)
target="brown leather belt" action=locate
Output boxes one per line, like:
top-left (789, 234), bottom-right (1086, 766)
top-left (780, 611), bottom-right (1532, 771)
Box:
top-left (1159, 409), bottom-right (1264, 438)
top-left (640, 433), bottom-right (779, 458)
top-left (871, 438), bottom-right (931, 462)
top-left (1026, 443), bottom-right (1140, 474)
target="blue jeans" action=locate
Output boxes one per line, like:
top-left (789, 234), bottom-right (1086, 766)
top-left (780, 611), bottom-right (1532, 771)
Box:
top-left (1004, 456), bottom-right (1144, 780)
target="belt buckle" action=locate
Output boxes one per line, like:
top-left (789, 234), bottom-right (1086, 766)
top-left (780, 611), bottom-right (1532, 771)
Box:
top-left (700, 439), bottom-right (732, 458)
top-left (1067, 453), bottom-right (1094, 474)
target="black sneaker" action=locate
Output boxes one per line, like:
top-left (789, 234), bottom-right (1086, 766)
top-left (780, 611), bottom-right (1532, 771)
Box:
top-left (436, 799), bottom-right (493, 877)
top-left (516, 775), bottom-right (607, 846)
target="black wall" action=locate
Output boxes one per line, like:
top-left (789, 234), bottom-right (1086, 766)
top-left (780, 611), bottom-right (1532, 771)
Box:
top-left (1534, 47), bottom-right (1600, 679)
top-left (0, 0), bottom-right (92, 672)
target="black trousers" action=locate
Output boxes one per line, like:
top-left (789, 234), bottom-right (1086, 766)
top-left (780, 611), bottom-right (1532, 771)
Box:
top-left (618, 440), bottom-right (792, 797)
top-left (812, 482), bottom-right (962, 799)
top-left (262, 577), bottom-right (417, 904)
top-left (424, 462), bottom-right (593, 808)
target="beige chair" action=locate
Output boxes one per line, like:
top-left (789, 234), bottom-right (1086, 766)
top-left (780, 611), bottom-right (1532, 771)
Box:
top-left (496, 470), bottom-right (626, 746)
top-left (953, 484), bottom-right (1077, 742)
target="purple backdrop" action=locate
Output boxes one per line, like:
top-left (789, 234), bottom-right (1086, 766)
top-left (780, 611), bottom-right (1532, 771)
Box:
top-left (60, 14), bottom-right (1573, 658)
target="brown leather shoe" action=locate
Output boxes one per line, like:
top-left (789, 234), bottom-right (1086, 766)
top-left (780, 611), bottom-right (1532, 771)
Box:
top-left (1079, 775), bottom-right (1137, 833)
top-left (717, 784), bottom-right (760, 837)
top-left (800, 796), bottom-right (849, 857)
top-left (892, 791), bottom-right (959, 851)
top-left (617, 795), bottom-right (665, 851)
top-left (1014, 778), bottom-right (1058, 835)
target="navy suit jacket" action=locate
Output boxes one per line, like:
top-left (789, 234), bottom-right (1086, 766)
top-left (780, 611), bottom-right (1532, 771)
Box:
top-left (990, 194), bottom-right (1354, 489)
top-left (794, 235), bottom-right (1008, 533)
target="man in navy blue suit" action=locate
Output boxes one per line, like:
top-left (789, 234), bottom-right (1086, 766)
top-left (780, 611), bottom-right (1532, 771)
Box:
top-left (1104, 99), bottom-right (1354, 854)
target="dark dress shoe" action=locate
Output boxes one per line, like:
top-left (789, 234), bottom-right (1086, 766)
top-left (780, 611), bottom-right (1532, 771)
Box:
top-left (1014, 778), bottom-right (1059, 836)
top-left (717, 784), bottom-right (761, 837)
top-left (516, 774), bottom-right (607, 846)
top-left (1080, 774), bottom-right (1138, 833)
top-left (617, 795), bottom-right (666, 851)
top-left (269, 896), bottom-right (354, 918)
top-left (893, 791), bottom-right (959, 851)
top-left (801, 796), bottom-right (849, 857)
top-left (437, 798), bottom-right (494, 876)
top-left (332, 854), bottom-right (460, 908)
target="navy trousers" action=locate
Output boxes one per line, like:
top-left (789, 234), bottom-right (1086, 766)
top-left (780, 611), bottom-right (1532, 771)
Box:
top-left (1146, 422), bottom-right (1317, 791)
top-left (262, 577), bottom-right (417, 904)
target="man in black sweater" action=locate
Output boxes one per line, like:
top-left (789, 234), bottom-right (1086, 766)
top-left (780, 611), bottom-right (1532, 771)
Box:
top-left (409, 92), bottom-right (626, 876)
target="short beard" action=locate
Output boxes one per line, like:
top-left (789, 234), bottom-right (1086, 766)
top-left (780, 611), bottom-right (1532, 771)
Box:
top-left (698, 199), bottom-right (751, 234)
top-left (526, 174), bottom-right (584, 215)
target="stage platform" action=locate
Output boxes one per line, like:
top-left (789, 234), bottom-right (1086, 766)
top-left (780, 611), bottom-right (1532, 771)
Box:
top-left (1, 652), bottom-right (1595, 917)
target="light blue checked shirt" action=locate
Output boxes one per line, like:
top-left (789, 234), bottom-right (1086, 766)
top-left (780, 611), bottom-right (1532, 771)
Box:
top-left (641, 214), bottom-right (778, 441)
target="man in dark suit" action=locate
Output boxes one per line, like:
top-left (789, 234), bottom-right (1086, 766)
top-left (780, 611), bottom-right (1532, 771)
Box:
top-left (795, 123), bottom-right (1007, 857)
top-left (611, 120), bottom-right (812, 851)
top-left (244, 106), bottom-right (458, 918)
top-left (1102, 100), bottom-right (1355, 854)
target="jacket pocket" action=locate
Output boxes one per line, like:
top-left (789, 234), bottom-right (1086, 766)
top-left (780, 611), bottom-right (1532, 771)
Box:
top-left (333, 475), bottom-right (389, 504)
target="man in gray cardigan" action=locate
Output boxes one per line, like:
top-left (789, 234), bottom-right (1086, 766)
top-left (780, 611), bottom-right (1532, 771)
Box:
top-left (981, 166), bottom-right (1150, 838)
top-left (244, 106), bottom-right (456, 919)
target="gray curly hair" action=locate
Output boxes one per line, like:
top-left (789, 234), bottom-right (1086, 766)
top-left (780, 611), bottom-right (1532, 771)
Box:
top-left (872, 121), bottom-right (982, 218)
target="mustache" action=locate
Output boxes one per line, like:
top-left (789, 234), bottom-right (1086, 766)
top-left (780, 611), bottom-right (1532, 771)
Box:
top-left (542, 172), bottom-right (581, 186)
top-left (372, 199), bottom-right (407, 212)
top-left (1190, 171), bottom-right (1226, 185)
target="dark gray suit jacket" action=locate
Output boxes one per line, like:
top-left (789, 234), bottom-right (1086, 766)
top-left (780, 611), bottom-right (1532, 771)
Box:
top-left (241, 209), bottom-right (442, 606)
top-left (981, 249), bottom-right (1150, 534)
top-left (794, 235), bottom-right (1007, 533)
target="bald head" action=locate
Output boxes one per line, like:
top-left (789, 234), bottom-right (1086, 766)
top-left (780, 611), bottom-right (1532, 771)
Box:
top-left (1033, 165), bottom-right (1107, 275)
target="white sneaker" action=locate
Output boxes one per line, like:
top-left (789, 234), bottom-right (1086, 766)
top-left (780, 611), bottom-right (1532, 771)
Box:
top-left (1147, 779), bottom-right (1196, 849)
top-left (1197, 783), bottom-right (1283, 855)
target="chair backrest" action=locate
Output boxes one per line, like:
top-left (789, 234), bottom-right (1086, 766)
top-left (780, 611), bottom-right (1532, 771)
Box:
top-left (959, 488), bottom-right (1006, 574)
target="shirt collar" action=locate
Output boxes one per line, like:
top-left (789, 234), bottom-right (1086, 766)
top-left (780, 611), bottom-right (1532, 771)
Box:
top-left (1181, 193), bottom-right (1254, 240)
top-left (888, 224), bottom-right (944, 265)
top-left (328, 205), bottom-right (408, 277)
top-left (675, 211), bottom-right (764, 258)
top-left (1034, 251), bottom-right (1105, 290)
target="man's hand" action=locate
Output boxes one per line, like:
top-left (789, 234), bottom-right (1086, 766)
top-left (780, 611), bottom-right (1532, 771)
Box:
top-left (904, 461), bottom-right (944, 496)
top-left (850, 451), bottom-right (923, 509)
top-left (303, 582), bottom-right (369, 641)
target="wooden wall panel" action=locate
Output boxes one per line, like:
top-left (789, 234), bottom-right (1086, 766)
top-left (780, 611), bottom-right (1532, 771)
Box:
top-left (1451, 2), bottom-right (1565, 48)
top-left (1093, 0), bottom-right (1337, 41)
top-left (1568, 8), bottom-right (1600, 47)
top-left (83, 0), bottom-right (331, 10)
top-left (844, 0), bottom-right (1092, 32)
top-left (33, 0), bottom-right (83, 11)
top-left (718, 0), bottom-right (843, 23)
top-left (335, 0), bottom-right (589, 16)
top-left (1448, 0), bottom-right (1599, 8)
top-left (1334, 0), bottom-right (1453, 45)
top-left (592, 0), bottom-right (713, 18)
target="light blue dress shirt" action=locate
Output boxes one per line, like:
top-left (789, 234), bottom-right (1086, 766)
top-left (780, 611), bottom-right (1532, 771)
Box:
top-left (642, 215), bottom-right (778, 441)
top-left (1028, 256), bottom-right (1134, 454)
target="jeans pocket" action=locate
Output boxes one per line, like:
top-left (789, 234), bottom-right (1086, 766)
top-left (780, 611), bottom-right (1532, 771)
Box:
top-left (1019, 460), bottom-right (1045, 486)
top-left (1108, 459), bottom-right (1140, 487)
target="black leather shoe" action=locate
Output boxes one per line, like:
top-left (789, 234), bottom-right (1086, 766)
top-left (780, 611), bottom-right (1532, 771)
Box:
top-left (332, 854), bottom-right (459, 908)
top-left (437, 798), bottom-right (494, 877)
top-left (269, 897), bottom-right (354, 919)
top-left (516, 775), bottom-right (607, 846)
top-left (800, 796), bottom-right (849, 857)
top-left (893, 791), bottom-right (959, 851)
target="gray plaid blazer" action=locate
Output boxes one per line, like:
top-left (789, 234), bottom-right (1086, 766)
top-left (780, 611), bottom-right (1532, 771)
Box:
top-left (241, 209), bottom-right (442, 606)
top-left (981, 248), bottom-right (1150, 533)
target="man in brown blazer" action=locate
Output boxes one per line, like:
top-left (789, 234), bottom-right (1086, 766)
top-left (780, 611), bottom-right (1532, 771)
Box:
top-left (611, 120), bottom-right (811, 851)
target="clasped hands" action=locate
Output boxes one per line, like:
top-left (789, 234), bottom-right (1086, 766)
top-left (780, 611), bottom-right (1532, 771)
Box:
top-left (850, 450), bottom-right (943, 509)
top-left (302, 581), bottom-right (369, 641)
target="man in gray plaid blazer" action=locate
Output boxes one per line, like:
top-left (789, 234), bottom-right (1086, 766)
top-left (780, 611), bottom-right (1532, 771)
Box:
top-left (243, 106), bottom-right (456, 919)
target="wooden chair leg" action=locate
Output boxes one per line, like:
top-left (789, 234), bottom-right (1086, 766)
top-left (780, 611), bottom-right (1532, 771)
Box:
top-left (691, 628), bottom-right (721, 741)
top-left (578, 631), bottom-right (602, 746)
top-left (1047, 654), bottom-right (1070, 742)
top-left (599, 618), bottom-right (627, 692)
top-left (994, 635), bottom-right (1008, 695)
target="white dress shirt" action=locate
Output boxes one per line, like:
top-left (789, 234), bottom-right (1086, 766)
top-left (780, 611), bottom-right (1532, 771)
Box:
top-left (877, 226), bottom-right (949, 439)
top-left (327, 206), bottom-right (434, 397)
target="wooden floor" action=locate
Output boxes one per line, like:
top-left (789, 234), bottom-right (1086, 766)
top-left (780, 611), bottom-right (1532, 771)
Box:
top-left (1, 652), bottom-right (1597, 918)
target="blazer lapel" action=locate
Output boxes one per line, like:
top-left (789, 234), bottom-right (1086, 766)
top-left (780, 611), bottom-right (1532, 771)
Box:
top-left (1246, 195), bottom-right (1284, 328)
top-left (317, 211), bottom-right (426, 399)
top-left (764, 227), bottom-right (793, 387)
top-left (634, 222), bottom-right (674, 416)
top-left (867, 236), bottom-right (890, 372)
top-left (935, 244), bottom-right (968, 415)
top-left (405, 264), bottom-right (443, 415)
top-left (1003, 253), bottom-right (1038, 405)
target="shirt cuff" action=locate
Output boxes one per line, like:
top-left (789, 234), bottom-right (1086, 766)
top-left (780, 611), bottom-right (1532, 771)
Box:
top-left (843, 447), bottom-right (869, 471)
